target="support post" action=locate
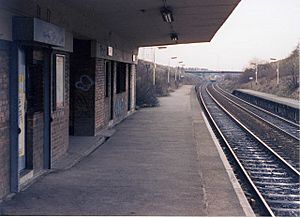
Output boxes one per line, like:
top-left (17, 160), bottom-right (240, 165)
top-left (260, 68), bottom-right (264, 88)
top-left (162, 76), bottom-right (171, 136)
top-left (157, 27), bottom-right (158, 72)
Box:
top-left (9, 43), bottom-right (19, 192)
top-left (43, 50), bottom-right (51, 169)
top-left (276, 62), bottom-right (280, 85)
top-left (255, 64), bottom-right (258, 85)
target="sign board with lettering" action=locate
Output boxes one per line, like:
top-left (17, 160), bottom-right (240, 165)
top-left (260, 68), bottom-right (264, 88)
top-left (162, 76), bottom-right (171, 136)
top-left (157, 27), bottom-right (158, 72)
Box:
top-left (13, 17), bottom-right (65, 47)
top-left (91, 41), bottom-right (137, 64)
top-left (132, 54), bottom-right (136, 62)
top-left (108, 46), bottom-right (113, 56)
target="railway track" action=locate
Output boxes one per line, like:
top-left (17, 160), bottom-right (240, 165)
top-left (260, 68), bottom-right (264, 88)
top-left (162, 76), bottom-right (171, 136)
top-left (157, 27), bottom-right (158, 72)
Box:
top-left (208, 84), bottom-right (300, 171)
top-left (215, 84), bottom-right (300, 140)
top-left (197, 83), bottom-right (300, 217)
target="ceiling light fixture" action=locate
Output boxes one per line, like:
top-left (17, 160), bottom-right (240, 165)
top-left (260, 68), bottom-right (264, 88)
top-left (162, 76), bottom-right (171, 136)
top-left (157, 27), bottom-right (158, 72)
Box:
top-left (161, 7), bottom-right (174, 23)
top-left (170, 33), bottom-right (178, 41)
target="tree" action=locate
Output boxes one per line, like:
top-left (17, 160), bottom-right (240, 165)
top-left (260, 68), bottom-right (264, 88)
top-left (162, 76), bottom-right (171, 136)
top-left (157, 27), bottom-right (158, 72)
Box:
top-left (287, 46), bottom-right (299, 91)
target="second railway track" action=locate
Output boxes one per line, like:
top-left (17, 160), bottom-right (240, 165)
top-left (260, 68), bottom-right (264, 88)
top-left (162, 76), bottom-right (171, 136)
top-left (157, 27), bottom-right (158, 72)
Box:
top-left (208, 84), bottom-right (300, 171)
top-left (215, 84), bottom-right (300, 140)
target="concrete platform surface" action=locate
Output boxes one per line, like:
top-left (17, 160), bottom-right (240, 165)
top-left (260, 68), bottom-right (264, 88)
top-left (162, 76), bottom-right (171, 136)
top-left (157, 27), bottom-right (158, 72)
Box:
top-left (0, 85), bottom-right (251, 216)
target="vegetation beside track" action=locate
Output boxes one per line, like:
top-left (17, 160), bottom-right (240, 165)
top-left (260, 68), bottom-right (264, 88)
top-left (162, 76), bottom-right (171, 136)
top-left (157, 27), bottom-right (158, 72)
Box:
top-left (136, 60), bottom-right (199, 107)
top-left (220, 45), bottom-right (299, 100)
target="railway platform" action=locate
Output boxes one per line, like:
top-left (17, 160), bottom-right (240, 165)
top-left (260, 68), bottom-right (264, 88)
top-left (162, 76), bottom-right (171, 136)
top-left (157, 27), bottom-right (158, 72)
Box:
top-left (233, 89), bottom-right (300, 123)
top-left (0, 85), bottom-right (254, 216)
top-left (234, 89), bottom-right (300, 109)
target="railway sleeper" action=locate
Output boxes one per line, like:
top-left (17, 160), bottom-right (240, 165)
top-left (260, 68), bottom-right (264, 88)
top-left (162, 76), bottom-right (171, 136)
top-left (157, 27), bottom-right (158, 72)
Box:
top-left (269, 200), bottom-right (300, 209)
top-left (248, 171), bottom-right (287, 177)
top-left (245, 166), bottom-right (284, 173)
top-left (264, 193), bottom-right (300, 201)
top-left (270, 207), bottom-right (300, 217)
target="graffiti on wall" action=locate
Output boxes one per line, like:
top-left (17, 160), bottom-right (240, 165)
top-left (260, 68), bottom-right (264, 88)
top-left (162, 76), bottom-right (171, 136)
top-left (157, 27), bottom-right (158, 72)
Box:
top-left (75, 75), bottom-right (94, 92)
top-left (71, 74), bottom-right (95, 118)
top-left (114, 96), bottom-right (126, 118)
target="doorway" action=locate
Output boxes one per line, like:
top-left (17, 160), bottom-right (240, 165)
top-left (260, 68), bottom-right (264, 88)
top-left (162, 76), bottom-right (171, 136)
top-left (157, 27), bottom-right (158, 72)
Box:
top-left (17, 47), bottom-right (51, 174)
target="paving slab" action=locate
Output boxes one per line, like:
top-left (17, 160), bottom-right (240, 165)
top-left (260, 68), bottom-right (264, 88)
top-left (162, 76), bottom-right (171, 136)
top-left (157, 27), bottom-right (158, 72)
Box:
top-left (0, 85), bottom-right (253, 216)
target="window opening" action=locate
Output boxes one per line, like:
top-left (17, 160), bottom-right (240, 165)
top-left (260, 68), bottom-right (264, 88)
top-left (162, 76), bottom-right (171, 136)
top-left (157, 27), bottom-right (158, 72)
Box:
top-left (116, 62), bottom-right (126, 93)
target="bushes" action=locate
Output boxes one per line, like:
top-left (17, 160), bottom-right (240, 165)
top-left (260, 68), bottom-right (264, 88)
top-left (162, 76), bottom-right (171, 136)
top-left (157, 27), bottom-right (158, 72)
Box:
top-left (221, 45), bottom-right (299, 100)
top-left (155, 68), bottom-right (169, 96)
top-left (136, 62), bottom-right (159, 107)
top-left (236, 46), bottom-right (298, 88)
top-left (285, 48), bottom-right (299, 92)
top-left (136, 60), bottom-right (183, 107)
top-left (239, 68), bottom-right (255, 84)
top-left (182, 73), bottom-right (203, 85)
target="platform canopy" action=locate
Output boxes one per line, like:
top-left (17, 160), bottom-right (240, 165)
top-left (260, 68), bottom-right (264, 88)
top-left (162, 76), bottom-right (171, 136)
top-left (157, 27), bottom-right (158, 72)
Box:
top-left (60, 0), bottom-right (240, 47)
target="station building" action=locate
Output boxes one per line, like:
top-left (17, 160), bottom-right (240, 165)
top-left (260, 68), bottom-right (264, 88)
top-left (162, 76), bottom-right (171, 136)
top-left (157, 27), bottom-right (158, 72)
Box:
top-left (0, 0), bottom-right (240, 200)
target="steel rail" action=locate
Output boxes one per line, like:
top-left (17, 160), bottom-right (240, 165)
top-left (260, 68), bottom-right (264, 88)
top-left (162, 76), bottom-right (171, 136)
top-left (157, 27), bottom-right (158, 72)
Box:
top-left (196, 84), bottom-right (275, 216)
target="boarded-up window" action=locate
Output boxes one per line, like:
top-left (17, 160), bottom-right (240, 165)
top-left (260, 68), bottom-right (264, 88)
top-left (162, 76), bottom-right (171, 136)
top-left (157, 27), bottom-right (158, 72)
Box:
top-left (55, 55), bottom-right (65, 108)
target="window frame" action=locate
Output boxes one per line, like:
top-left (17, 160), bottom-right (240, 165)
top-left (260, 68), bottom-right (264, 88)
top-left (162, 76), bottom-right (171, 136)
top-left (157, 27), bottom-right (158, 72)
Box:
top-left (54, 54), bottom-right (65, 110)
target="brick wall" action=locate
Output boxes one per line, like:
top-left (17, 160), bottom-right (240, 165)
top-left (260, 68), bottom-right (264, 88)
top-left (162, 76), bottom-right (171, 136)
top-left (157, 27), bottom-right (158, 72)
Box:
top-left (95, 58), bottom-right (106, 134)
top-left (51, 52), bottom-right (70, 164)
top-left (103, 62), bottom-right (136, 126)
top-left (70, 40), bottom-right (136, 136)
top-left (103, 61), bottom-right (115, 126)
top-left (25, 51), bottom-right (70, 168)
top-left (27, 112), bottom-right (44, 171)
top-left (0, 40), bottom-right (10, 199)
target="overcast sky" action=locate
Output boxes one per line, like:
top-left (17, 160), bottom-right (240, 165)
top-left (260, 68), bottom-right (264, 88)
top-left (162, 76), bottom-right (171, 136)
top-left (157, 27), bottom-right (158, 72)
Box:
top-left (138, 0), bottom-right (300, 71)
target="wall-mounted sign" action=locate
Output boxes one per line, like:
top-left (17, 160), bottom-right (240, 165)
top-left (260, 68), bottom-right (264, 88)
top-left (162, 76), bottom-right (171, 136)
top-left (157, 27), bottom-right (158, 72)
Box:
top-left (91, 41), bottom-right (135, 63)
top-left (13, 17), bottom-right (65, 47)
top-left (108, 46), bottom-right (113, 56)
